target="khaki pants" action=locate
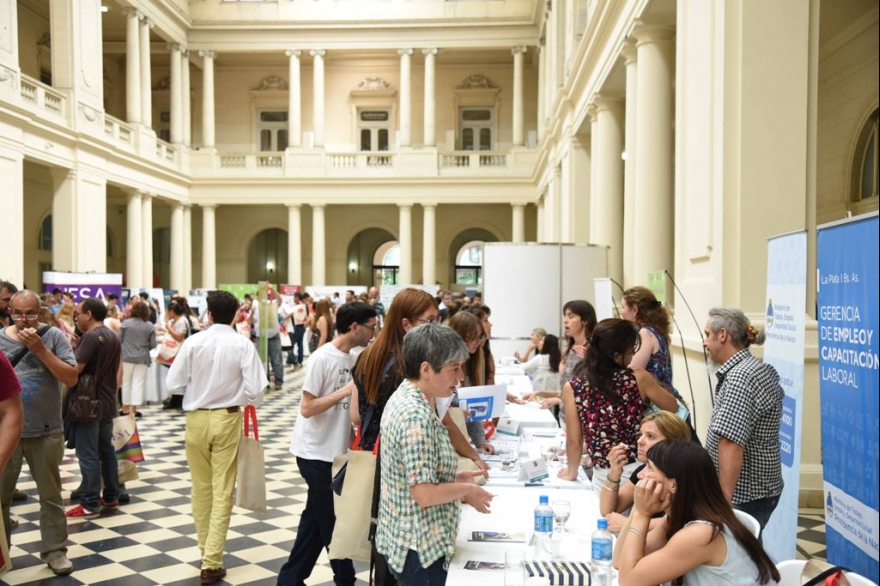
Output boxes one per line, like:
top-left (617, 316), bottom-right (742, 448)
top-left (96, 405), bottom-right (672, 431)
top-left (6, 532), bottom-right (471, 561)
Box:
top-left (185, 409), bottom-right (242, 570)
top-left (0, 433), bottom-right (68, 561)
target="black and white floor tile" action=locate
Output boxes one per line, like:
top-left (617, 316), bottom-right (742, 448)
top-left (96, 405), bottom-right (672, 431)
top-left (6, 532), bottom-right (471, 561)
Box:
top-left (2, 363), bottom-right (828, 585)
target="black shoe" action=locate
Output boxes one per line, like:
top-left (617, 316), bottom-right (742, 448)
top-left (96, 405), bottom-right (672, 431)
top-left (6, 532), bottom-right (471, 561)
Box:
top-left (119, 492), bottom-right (130, 503)
top-left (134, 411), bottom-right (142, 419)
top-left (70, 487), bottom-right (82, 500)
top-left (200, 567), bottom-right (227, 584)
top-left (11, 488), bottom-right (27, 501)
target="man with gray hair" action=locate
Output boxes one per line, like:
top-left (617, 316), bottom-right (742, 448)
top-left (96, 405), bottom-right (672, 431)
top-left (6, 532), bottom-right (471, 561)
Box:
top-left (703, 306), bottom-right (784, 533)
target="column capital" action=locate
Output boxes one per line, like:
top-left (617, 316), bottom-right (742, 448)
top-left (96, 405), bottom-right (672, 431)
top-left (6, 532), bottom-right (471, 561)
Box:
top-left (168, 43), bottom-right (182, 53)
top-left (621, 38), bottom-right (638, 64)
top-left (199, 49), bottom-right (216, 59)
top-left (631, 20), bottom-right (676, 44)
top-left (121, 7), bottom-right (141, 19)
top-left (422, 48), bottom-right (438, 57)
top-left (511, 203), bottom-right (525, 209)
top-left (201, 203), bottom-right (217, 210)
top-left (181, 48), bottom-right (190, 58)
top-left (124, 188), bottom-right (143, 200)
top-left (309, 49), bottom-right (326, 58)
top-left (286, 203), bottom-right (302, 210)
top-left (511, 45), bottom-right (528, 55)
top-left (397, 203), bottom-right (413, 210)
top-left (398, 48), bottom-right (413, 57)
top-left (587, 104), bottom-right (599, 121)
top-left (143, 18), bottom-right (155, 29)
top-left (311, 202), bottom-right (326, 209)
top-left (593, 94), bottom-right (625, 111)
top-left (285, 49), bottom-right (302, 58)
top-left (421, 202), bottom-right (438, 209)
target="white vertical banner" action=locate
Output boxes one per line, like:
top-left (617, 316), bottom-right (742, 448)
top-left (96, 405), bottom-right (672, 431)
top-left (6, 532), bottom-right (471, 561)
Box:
top-left (593, 278), bottom-right (615, 321)
top-left (761, 230), bottom-right (807, 561)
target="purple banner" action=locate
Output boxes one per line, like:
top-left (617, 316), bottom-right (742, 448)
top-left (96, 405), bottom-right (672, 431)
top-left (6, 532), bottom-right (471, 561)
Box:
top-left (42, 272), bottom-right (123, 303)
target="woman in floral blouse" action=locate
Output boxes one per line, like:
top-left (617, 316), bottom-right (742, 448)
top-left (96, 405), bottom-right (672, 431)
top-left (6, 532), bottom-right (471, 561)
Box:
top-left (558, 319), bottom-right (678, 492)
top-left (375, 323), bottom-right (493, 585)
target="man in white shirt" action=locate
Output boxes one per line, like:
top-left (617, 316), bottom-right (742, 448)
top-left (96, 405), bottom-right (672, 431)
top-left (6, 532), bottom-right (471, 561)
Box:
top-left (167, 290), bottom-right (268, 585)
top-left (284, 292), bottom-right (308, 370)
top-left (277, 302), bottom-right (378, 586)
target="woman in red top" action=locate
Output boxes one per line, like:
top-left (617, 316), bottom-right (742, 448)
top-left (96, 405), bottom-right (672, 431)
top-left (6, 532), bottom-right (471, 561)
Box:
top-left (558, 319), bottom-right (678, 491)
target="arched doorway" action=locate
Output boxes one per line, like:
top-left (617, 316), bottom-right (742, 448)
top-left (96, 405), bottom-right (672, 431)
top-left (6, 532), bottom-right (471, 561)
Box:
top-left (448, 228), bottom-right (498, 288)
top-left (346, 227), bottom-right (396, 287)
top-left (248, 228), bottom-right (288, 284)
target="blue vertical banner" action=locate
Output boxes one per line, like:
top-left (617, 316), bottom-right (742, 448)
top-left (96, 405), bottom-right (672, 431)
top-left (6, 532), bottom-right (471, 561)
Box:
top-left (817, 213), bottom-right (879, 582)
top-left (761, 231), bottom-right (807, 562)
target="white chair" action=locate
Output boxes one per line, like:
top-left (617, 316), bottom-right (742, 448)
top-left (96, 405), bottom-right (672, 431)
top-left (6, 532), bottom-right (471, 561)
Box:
top-left (776, 559), bottom-right (879, 586)
top-left (733, 509), bottom-right (761, 538)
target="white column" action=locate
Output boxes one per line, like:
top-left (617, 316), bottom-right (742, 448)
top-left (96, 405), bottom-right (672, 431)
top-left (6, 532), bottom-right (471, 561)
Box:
top-left (311, 204), bottom-right (326, 285)
top-left (537, 41), bottom-right (545, 140)
top-left (593, 96), bottom-right (626, 285)
top-left (49, 0), bottom-right (103, 114)
top-left (398, 49), bottom-right (413, 148)
top-left (622, 39), bottom-right (638, 288)
top-left (286, 50), bottom-right (302, 148)
top-left (123, 8), bottom-right (141, 124)
top-left (536, 198), bottom-right (545, 243)
top-left (310, 50), bottom-right (325, 148)
top-left (633, 24), bottom-right (675, 282)
top-left (182, 49), bottom-right (191, 145)
top-left (51, 168), bottom-right (107, 272)
top-left (512, 45), bottom-right (527, 147)
top-left (201, 205), bottom-right (216, 290)
top-left (398, 204), bottom-right (412, 284)
top-left (125, 190), bottom-right (143, 291)
top-left (512, 204), bottom-right (525, 243)
top-left (200, 50), bottom-right (216, 148)
top-left (0, 0), bottom-right (20, 76)
top-left (142, 194), bottom-right (153, 287)
top-left (183, 205), bottom-right (192, 293)
top-left (169, 43), bottom-right (183, 145)
top-left (139, 16), bottom-right (152, 127)
top-left (0, 147), bottom-right (24, 286)
top-left (170, 203), bottom-right (184, 292)
top-left (287, 204), bottom-right (302, 285)
top-left (588, 105), bottom-right (600, 240)
top-left (422, 204), bottom-right (436, 286)
top-left (422, 48), bottom-right (437, 147)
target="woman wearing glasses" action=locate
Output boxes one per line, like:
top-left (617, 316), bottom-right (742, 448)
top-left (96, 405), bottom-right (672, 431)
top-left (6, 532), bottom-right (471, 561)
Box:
top-left (447, 312), bottom-right (493, 454)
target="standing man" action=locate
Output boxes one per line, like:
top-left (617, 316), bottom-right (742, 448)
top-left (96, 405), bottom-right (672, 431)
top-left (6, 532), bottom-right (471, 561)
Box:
top-left (277, 302), bottom-right (378, 586)
top-left (251, 288), bottom-right (284, 390)
top-left (167, 290), bottom-right (267, 585)
top-left (66, 297), bottom-right (122, 519)
top-left (285, 292), bottom-right (308, 371)
top-left (0, 290), bottom-right (78, 575)
top-left (0, 282), bottom-right (17, 328)
top-left (703, 306), bottom-right (784, 531)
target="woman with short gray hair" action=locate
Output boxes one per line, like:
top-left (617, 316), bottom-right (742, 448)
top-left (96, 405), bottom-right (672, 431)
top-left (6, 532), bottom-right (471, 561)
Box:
top-left (375, 323), bottom-right (494, 585)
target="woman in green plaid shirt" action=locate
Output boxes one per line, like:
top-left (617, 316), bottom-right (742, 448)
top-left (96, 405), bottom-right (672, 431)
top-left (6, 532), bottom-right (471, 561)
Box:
top-left (375, 323), bottom-right (494, 585)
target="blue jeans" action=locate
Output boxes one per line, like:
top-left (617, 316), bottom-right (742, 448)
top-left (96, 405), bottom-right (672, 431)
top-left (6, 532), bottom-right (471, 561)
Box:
top-left (287, 324), bottom-right (306, 365)
top-left (267, 334), bottom-right (283, 386)
top-left (72, 417), bottom-right (120, 511)
top-left (277, 458), bottom-right (355, 586)
top-left (389, 550), bottom-right (447, 586)
top-left (734, 493), bottom-right (781, 540)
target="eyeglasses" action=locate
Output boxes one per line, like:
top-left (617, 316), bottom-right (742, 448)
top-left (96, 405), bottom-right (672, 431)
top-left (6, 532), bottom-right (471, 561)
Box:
top-left (11, 313), bottom-right (39, 321)
top-left (413, 317), bottom-right (440, 325)
top-left (360, 323), bottom-right (379, 332)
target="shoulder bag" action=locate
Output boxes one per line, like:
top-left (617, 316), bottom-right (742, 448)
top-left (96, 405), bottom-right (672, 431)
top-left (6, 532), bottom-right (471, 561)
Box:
top-left (67, 343), bottom-right (119, 423)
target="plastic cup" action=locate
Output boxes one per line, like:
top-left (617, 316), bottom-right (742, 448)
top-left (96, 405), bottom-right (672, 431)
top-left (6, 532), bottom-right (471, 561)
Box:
top-left (504, 550), bottom-right (526, 586)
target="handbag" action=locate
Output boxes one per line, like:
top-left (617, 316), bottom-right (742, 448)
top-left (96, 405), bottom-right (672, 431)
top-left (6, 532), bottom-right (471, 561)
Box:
top-left (235, 405), bottom-right (267, 513)
top-left (112, 414), bottom-right (145, 462)
top-left (67, 345), bottom-right (118, 423)
top-left (156, 319), bottom-right (189, 366)
top-left (802, 561), bottom-right (853, 586)
top-left (308, 328), bottom-right (321, 353)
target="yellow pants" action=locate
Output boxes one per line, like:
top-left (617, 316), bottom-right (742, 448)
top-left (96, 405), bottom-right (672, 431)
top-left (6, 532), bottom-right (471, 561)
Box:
top-left (185, 409), bottom-right (242, 570)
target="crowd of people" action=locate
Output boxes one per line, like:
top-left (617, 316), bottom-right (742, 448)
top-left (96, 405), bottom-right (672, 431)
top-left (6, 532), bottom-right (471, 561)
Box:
top-left (0, 278), bottom-right (786, 586)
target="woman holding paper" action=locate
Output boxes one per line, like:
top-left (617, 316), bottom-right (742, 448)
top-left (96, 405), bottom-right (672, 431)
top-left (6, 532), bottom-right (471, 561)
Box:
top-left (447, 312), bottom-right (493, 454)
top-left (614, 440), bottom-right (779, 586)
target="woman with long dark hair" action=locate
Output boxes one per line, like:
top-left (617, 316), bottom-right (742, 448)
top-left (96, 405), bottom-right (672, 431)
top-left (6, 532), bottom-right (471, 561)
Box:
top-left (614, 440), bottom-right (780, 586)
top-left (558, 319), bottom-right (678, 489)
top-left (308, 299), bottom-right (334, 352)
top-left (447, 312), bottom-right (492, 454)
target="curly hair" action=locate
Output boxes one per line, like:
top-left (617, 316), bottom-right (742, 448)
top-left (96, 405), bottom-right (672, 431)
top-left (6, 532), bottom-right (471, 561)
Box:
top-left (622, 286), bottom-right (671, 341)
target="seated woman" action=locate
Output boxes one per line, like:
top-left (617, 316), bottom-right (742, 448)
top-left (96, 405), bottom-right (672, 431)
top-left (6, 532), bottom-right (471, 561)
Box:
top-left (514, 327), bottom-right (546, 363)
top-left (519, 333), bottom-right (561, 377)
top-left (600, 411), bottom-right (692, 532)
top-left (614, 440), bottom-right (780, 586)
top-left (375, 323), bottom-right (493, 585)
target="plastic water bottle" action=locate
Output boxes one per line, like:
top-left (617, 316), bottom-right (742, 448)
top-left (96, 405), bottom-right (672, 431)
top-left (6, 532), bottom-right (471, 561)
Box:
top-left (591, 518), bottom-right (613, 585)
top-left (533, 495), bottom-right (554, 560)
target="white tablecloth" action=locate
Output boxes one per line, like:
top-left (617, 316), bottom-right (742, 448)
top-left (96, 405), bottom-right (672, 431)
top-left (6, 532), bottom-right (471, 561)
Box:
top-left (495, 373), bottom-right (534, 398)
top-left (504, 402), bottom-right (559, 429)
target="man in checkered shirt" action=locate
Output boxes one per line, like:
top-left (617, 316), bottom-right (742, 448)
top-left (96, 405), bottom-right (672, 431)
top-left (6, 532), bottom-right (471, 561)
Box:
top-left (704, 306), bottom-right (784, 534)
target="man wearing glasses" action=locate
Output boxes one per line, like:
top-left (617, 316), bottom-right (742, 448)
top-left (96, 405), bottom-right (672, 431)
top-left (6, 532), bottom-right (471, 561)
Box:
top-left (277, 302), bottom-right (378, 586)
top-left (0, 290), bottom-right (79, 576)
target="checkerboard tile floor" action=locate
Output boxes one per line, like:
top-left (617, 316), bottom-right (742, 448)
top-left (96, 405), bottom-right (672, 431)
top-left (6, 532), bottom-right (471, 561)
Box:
top-left (2, 363), bottom-right (828, 585)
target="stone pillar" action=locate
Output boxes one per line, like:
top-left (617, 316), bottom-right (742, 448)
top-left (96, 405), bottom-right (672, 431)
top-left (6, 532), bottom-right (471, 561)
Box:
top-left (588, 105), bottom-right (600, 240)
top-left (622, 39), bottom-right (638, 288)
top-left (398, 204), bottom-right (412, 284)
top-left (633, 24), bottom-right (675, 282)
top-left (51, 168), bottom-right (107, 272)
top-left (0, 0), bottom-right (20, 80)
top-left (422, 204), bottom-right (436, 286)
top-left (536, 198), bottom-right (545, 243)
top-left (422, 48), bottom-right (437, 147)
top-left (286, 50), bottom-right (302, 148)
top-left (287, 204), bottom-right (302, 285)
top-left (593, 96), bottom-right (626, 286)
top-left (169, 43), bottom-right (183, 144)
top-left (142, 193), bottom-right (153, 287)
top-left (310, 50), bottom-right (325, 148)
top-left (182, 49), bottom-right (191, 145)
top-left (200, 50), bottom-right (216, 148)
top-left (125, 190), bottom-right (143, 291)
top-left (139, 16), bottom-right (152, 127)
top-left (398, 49), bottom-right (413, 148)
top-left (512, 204), bottom-right (525, 243)
top-left (183, 205), bottom-right (192, 293)
top-left (170, 203), bottom-right (184, 292)
top-left (123, 8), bottom-right (141, 124)
top-left (537, 42), bottom-right (546, 140)
top-left (311, 204), bottom-right (326, 285)
top-left (201, 205), bottom-right (216, 290)
top-left (0, 147), bottom-right (24, 286)
top-left (50, 0), bottom-right (104, 117)
top-left (512, 45), bottom-right (527, 146)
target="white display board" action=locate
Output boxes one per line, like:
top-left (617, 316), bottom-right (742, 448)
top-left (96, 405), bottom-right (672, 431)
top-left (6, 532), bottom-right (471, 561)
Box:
top-left (482, 243), bottom-right (607, 359)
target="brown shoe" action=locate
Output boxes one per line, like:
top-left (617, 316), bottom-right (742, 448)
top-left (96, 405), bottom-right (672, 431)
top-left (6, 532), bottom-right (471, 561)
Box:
top-left (200, 567), bottom-right (227, 584)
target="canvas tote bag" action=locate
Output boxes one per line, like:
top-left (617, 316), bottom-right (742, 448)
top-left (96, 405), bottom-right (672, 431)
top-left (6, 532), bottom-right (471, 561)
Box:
top-left (235, 405), bottom-right (267, 513)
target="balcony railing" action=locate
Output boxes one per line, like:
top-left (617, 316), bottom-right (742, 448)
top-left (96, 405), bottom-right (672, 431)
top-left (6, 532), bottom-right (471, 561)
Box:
top-left (19, 75), bottom-right (67, 119)
top-left (104, 114), bottom-right (135, 149)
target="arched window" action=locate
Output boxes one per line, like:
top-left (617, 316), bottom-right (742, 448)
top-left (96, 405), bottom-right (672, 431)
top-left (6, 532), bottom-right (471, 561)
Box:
top-left (373, 240), bottom-right (399, 285)
top-left (455, 240), bottom-right (484, 285)
top-left (856, 108), bottom-right (879, 202)
top-left (38, 215), bottom-right (52, 251)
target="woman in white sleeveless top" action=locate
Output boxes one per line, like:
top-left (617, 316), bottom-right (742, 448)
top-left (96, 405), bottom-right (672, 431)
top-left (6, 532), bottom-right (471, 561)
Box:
top-left (613, 440), bottom-right (780, 586)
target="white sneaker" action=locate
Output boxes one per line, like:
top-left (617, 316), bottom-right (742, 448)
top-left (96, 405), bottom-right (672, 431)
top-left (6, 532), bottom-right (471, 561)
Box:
top-left (48, 554), bottom-right (74, 576)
